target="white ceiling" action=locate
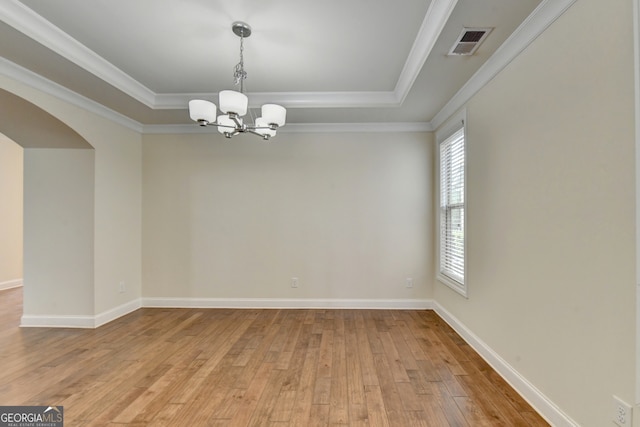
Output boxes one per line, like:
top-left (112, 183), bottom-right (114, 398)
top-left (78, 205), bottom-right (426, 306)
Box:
top-left (0, 0), bottom-right (573, 132)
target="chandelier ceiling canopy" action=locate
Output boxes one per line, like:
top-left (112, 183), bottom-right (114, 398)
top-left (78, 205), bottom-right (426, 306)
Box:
top-left (188, 21), bottom-right (286, 140)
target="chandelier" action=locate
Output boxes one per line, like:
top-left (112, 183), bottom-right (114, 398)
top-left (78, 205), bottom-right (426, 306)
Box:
top-left (188, 22), bottom-right (286, 140)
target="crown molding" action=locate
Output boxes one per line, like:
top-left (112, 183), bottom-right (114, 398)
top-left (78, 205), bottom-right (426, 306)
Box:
top-left (155, 0), bottom-right (458, 110)
top-left (1, 55), bottom-right (422, 135)
top-left (143, 121), bottom-right (433, 135)
top-left (0, 57), bottom-right (143, 133)
top-left (283, 122), bottom-right (433, 133)
top-left (394, 0), bottom-right (459, 104)
top-left (155, 91), bottom-right (400, 110)
top-left (0, 0), bottom-right (450, 111)
top-left (430, 0), bottom-right (577, 130)
top-left (0, 0), bottom-right (157, 107)
top-left (0, 0), bottom-right (577, 135)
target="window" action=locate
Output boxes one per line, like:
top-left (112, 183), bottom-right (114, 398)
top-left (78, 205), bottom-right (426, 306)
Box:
top-left (438, 127), bottom-right (466, 295)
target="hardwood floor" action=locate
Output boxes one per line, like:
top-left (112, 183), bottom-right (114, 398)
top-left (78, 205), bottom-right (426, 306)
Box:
top-left (0, 287), bottom-right (548, 426)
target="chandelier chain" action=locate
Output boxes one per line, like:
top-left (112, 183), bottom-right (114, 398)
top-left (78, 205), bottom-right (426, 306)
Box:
top-left (233, 35), bottom-right (247, 93)
top-left (188, 21), bottom-right (285, 140)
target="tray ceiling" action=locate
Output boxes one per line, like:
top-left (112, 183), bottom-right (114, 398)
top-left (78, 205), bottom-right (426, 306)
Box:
top-left (0, 0), bottom-right (574, 132)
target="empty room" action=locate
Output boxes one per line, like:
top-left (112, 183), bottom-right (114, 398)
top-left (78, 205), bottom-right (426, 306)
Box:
top-left (0, 0), bottom-right (638, 426)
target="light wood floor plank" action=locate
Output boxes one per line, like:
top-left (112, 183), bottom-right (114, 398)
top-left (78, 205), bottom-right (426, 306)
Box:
top-left (289, 345), bottom-right (320, 425)
top-left (0, 288), bottom-right (549, 426)
top-left (329, 311), bottom-right (349, 425)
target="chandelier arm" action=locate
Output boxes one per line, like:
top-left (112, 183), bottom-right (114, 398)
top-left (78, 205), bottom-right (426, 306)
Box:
top-left (228, 114), bottom-right (244, 129)
top-left (215, 122), bottom-right (238, 129)
top-left (224, 129), bottom-right (241, 138)
top-left (247, 130), bottom-right (271, 140)
top-left (248, 124), bottom-right (278, 131)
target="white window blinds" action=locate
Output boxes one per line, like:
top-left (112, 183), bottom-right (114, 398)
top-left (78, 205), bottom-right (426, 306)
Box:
top-left (439, 128), bottom-right (465, 286)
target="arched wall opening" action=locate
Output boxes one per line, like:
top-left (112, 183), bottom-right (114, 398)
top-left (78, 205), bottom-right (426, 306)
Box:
top-left (0, 89), bottom-right (96, 324)
top-left (0, 134), bottom-right (22, 292)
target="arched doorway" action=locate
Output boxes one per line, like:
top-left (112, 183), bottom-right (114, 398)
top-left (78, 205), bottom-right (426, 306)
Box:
top-left (0, 89), bottom-right (96, 325)
top-left (0, 133), bottom-right (22, 293)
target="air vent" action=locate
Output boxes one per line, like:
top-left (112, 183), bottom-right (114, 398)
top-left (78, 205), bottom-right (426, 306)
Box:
top-left (448, 27), bottom-right (493, 56)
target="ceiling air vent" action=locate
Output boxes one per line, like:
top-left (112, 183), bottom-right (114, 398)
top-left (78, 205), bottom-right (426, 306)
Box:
top-left (448, 27), bottom-right (493, 56)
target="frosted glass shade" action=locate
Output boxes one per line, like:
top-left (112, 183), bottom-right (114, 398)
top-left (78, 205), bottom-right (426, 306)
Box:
top-left (255, 117), bottom-right (276, 138)
top-left (219, 90), bottom-right (248, 116)
top-left (189, 100), bottom-right (217, 124)
top-left (217, 114), bottom-right (240, 135)
top-left (261, 104), bottom-right (286, 127)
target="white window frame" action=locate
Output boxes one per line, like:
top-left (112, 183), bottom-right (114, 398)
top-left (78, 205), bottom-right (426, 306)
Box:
top-left (436, 113), bottom-right (467, 297)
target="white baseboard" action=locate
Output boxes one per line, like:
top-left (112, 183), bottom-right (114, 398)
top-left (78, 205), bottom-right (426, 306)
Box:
top-left (19, 298), bottom-right (432, 328)
top-left (94, 298), bottom-right (142, 327)
top-left (432, 302), bottom-right (579, 427)
top-left (21, 298), bottom-right (142, 328)
top-left (21, 314), bottom-right (95, 328)
top-left (0, 278), bottom-right (23, 291)
top-left (142, 297), bottom-right (434, 310)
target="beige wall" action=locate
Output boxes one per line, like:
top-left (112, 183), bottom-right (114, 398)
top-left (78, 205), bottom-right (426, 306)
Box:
top-left (86, 116), bottom-right (143, 314)
top-left (23, 148), bottom-right (95, 316)
top-left (0, 76), bottom-right (142, 318)
top-left (0, 134), bottom-right (23, 288)
top-left (435, 0), bottom-right (636, 425)
top-left (142, 132), bottom-right (433, 302)
top-left (0, 0), bottom-right (637, 422)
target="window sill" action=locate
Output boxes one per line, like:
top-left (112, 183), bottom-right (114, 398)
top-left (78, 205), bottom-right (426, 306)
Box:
top-left (437, 274), bottom-right (468, 298)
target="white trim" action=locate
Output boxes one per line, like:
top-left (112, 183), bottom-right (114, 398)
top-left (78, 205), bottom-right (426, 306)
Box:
top-left (156, 91), bottom-right (401, 110)
top-left (0, 54), bottom-right (431, 136)
top-left (283, 122), bottom-right (433, 133)
top-left (0, 278), bottom-right (22, 291)
top-left (0, 0), bottom-right (156, 107)
top-left (0, 0), bottom-right (575, 135)
top-left (94, 298), bottom-right (142, 328)
top-left (634, 0), bottom-right (640, 406)
top-left (0, 57), bottom-right (143, 132)
top-left (0, 0), bottom-right (454, 112)
top-left (142, 297), bottom-right (433, 310)
top-left (21, 314), bottom-right (95, 328)
top-left (141, 124), bottom-right (218, 134)
top-left (20, 299), bottom-right (142, 328)
top-left (436, 273), bottom-right (466, 298)
top-left (433, 302), bottom-right (580, 427)
top-left (143, 121), bottom-right (433, 135)
top-left (436, 108), bottom-right (466, 141)
top-left (158, 0), bottom-right (575, 115)
top-left (0, 0), bottom-right (571, 118)
top-left (431, 0), bottom-right (577, 130)
top-left (436, 109), bottom-right (468, 298)
top-left (252, 91), bottom-right (400, 108)
top-left (17, 299), bottom-right (433, 328)
top-left (395, 0), bottom-right (459, 103)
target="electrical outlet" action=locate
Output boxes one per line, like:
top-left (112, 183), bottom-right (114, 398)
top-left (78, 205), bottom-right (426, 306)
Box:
top-left (405, 277), bottom-right (414, 288)
top-left (119, 281), bottom-right (126, 293)
top-left (613, 395), bottom-right (632, 427)
top-left (291, 277), bottom-right (299, 288)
